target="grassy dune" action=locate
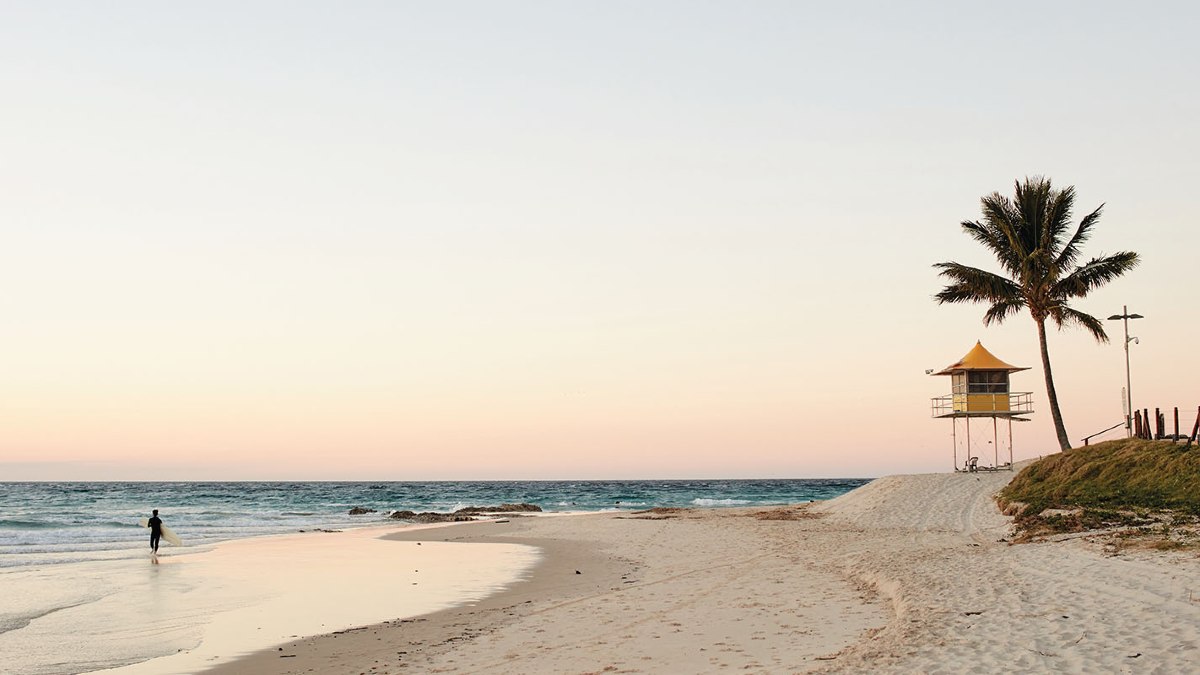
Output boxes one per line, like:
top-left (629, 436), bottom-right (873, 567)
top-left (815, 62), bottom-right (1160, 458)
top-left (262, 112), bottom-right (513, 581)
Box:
top-left (999, 438), bottom-right (1200, 516)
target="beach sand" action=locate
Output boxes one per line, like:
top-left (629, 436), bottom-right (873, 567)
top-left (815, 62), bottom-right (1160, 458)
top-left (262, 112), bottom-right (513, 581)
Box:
top-left (207, 466), bottom-right (1200, 674)
top-left (206, 510), bottom-right (884, 674)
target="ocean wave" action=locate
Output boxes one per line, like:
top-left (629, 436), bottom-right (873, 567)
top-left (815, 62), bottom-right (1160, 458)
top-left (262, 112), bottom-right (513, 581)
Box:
top-left (690, 498), bottom-right (751, 506)
top-left (98, 520), bottom-right (145, 529)
top-left (0, 520), bottom-right (55, 530)
top-left (0, 519), bottom-right (140, 530)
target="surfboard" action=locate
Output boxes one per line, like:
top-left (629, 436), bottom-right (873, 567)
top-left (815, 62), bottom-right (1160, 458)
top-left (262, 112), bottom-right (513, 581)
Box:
top-left (139, 518), bottom-right (183, 547)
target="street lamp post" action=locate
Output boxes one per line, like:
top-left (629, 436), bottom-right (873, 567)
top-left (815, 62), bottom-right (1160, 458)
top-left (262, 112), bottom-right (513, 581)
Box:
top-left (1107, 305), bottom-right (1143, 437)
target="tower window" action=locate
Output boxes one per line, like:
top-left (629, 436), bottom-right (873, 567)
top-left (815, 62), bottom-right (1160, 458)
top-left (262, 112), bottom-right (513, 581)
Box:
top-left (967, 371), bottom-right (1008, 394)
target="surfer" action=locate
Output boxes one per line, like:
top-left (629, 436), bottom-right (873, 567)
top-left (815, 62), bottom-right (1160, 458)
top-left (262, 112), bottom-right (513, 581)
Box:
top-left (148, 509), bottom-right (163, 554)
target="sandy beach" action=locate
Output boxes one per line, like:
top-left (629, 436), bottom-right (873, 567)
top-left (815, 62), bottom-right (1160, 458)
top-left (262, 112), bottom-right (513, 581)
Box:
top-left (206, 510), bottom-right (885, 674)
top-left (200, 466), bottom-right (1200, 674)
top-left (9, 468), bottom-right (1193, 674)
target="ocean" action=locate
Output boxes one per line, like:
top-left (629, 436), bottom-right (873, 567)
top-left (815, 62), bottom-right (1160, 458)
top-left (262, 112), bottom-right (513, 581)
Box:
top-left (0, 479), bottom-right (870, 568)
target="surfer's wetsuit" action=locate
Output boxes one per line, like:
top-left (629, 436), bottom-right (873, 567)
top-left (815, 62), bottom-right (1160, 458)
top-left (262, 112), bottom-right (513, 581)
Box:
top-left (148, 516), bottom-right (163, 553)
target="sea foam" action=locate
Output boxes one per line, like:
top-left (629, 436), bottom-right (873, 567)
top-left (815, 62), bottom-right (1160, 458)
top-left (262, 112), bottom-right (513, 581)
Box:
top-left (691, 498), bottom-right (752, 506)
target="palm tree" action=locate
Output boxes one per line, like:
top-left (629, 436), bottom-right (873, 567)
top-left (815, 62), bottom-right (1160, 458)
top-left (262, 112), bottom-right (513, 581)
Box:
top-left (933, 177), bottom-right (1139, 451)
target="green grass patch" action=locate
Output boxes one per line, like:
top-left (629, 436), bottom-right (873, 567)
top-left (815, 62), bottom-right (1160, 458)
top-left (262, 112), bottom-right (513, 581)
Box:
top-left (998, 438), bottom-right (1200, 516)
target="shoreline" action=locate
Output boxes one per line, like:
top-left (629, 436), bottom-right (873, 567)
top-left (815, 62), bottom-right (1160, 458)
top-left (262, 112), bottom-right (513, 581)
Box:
top-left (0, 478), bottom-right (871, 571)
top-left (203, 513), bottom-right (634, 674)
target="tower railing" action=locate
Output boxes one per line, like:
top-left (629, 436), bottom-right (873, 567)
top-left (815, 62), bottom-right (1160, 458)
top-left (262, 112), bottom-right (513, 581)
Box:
top-left (930, 392), bottom-right (1034, 418)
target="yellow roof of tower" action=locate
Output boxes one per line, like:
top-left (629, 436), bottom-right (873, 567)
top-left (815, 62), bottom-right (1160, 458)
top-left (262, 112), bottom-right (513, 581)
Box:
top-left (933, 341), bottom-right (1029, 375)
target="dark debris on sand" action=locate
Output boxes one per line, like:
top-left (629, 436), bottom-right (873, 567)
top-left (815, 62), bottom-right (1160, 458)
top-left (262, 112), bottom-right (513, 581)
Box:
top-left (621, 507), bottom-right (692, 520)
top-left (750, 507), bottom-right (824, 521)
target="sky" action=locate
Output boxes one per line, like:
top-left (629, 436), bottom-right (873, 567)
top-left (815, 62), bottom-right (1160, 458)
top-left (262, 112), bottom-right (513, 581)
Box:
top-left (2, 1), bottom-right (1197, 480)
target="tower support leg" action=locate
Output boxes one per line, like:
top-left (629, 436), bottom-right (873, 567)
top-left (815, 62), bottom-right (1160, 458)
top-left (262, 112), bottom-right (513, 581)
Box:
top-left (993, 416), bottom-right (999, 469)
top-left (966, 415), bottom-right (972, 469)
top-left (1008, 418), bottom-right (1014, 470)
top-left (952, 418), bottom-right (958, 471)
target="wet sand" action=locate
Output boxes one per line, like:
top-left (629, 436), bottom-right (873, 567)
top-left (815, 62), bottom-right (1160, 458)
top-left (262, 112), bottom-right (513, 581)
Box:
top-left (69, 526), bottom-right (537, 675)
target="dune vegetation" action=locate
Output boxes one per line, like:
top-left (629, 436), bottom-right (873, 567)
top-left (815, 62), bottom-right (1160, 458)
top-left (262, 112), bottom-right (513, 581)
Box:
top-left (998, 438), bottom-right (1200, 546)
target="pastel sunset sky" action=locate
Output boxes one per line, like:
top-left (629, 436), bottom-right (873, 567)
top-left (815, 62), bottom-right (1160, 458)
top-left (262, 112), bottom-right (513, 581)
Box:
top-left (3, 1), bottom-right (1197, 480)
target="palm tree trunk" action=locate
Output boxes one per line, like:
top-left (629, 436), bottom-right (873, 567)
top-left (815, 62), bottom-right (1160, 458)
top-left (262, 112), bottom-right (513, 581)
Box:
top-left (1036, 317), bottom-right (1072, 451)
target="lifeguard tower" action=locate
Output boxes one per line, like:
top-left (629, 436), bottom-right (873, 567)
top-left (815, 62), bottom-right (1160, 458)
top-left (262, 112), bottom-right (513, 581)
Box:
top-left (930, 341), bottom-right (1034, 472)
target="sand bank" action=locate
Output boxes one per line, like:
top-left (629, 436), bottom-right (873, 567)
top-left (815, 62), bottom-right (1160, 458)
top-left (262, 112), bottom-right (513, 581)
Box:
top-left (211, 466), bottom-right (1200, 674)
top-left (811, 466), bottom-right (1200, 673)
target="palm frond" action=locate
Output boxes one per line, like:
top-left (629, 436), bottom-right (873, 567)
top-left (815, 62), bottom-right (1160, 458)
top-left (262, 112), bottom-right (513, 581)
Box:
top-left (1053, 251), bottom-right (1141, 298)
top-left (961, 219), bottom-right (999, 250)
top-left (1014, 177), bottom-right (1051, 256)
top-left (1052, 306), bottom-right (1109, 343)
top-left (1055, 204), bottom-right (1104, 269)
top-left (961, 220), bottom-right (1022, 274)
top-left (980, 192), bottom-right (1030, 263)
top-left (933, 262), bottom-right (1022, 305)
top-left (1043, 185), bottom-right (1076, 254)
top-left (982, 298), bottom-right (1025, 326)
